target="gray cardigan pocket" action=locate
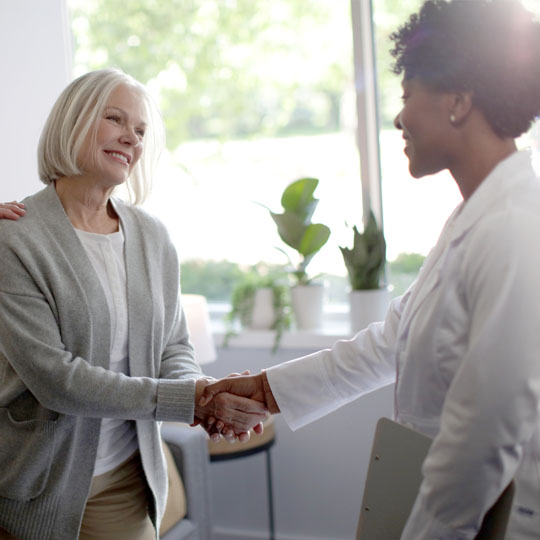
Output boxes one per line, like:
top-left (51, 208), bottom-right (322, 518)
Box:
top-left (0, 408), bottom-right (57, 500)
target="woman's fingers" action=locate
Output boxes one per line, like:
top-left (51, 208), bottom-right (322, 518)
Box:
top-left (0, 201), bottom-right (26, 220)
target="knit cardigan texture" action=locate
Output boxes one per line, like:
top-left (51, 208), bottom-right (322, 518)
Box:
top-left (0, 183), bottom-right (203, 540)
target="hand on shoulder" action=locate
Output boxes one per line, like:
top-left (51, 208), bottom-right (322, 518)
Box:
top-left (0, 201), bottom-right (25, 220)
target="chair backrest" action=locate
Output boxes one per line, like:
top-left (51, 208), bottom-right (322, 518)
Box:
top-left (356, 418), bottom-right (514, 540)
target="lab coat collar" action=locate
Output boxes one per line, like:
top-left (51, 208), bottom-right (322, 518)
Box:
top-left (449, 150), bottom-right (535, 243)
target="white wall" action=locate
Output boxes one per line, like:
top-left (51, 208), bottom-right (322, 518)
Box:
top-left (0, 0), bottom-right (71, 201)
top-left (204, 346), bottom-right (394, 540)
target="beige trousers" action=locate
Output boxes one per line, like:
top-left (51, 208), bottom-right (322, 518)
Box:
top-left (78, 451), bottom-right (156, 540)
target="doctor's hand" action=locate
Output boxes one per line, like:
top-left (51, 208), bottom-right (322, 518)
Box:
top-left (194, 378), bottom-right (267, 443)
top-left (0, 201), bottom-right (25, 220)
top-left (200, 371), bottom-right (280, 416)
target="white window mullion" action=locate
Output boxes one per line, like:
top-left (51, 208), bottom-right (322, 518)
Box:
top-left (350, 0), bottom-right (384, 230)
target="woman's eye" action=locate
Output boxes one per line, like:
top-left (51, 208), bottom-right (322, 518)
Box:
top-left (136, 129), bottom-right (145, 138)
top-left (107, 115), bottom-right (121, 123)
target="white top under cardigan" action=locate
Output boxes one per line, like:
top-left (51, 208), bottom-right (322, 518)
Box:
top-left (0, 184), bottom-right (203, 540)
top-left (75, 227), bottom-right (138, 476)
top-left (266, 150), bottom-right (540, 540)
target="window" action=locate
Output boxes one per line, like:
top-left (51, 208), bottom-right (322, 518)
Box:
top-left (67, 0), bottom-right (540, 314)
top-left (69, 0), bottom-right (364, 305)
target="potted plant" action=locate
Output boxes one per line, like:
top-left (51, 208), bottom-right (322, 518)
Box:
top-left (339, 210), bottom-right (391, 332)
top-left (224, 266), bottom-right (291, 352)
top-left (263, 177), bottom-right (331, 329)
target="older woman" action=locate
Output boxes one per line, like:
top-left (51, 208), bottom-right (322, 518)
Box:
top-left (202, 1), bottom-right (540, 538)
top-left (0, 69), bottom-right (266, 540)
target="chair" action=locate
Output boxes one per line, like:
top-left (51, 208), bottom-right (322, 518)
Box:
top-left (160, 423), bottom-right (213, 540)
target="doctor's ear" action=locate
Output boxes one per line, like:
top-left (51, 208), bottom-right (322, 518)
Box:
top-left (448, 91), bottom-right (474, 126)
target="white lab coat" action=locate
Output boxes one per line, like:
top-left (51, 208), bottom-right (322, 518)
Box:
top-left (266, 150), bottom-right (540, 539)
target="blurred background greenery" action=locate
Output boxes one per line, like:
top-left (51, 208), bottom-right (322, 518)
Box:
top-left (70, 0), bottom-right (421, 147)
top-left (180, 252), bottom-right (424, 302)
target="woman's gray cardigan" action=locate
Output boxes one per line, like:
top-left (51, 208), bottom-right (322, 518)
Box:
top-left (0, 184), bottom-right (204, 540)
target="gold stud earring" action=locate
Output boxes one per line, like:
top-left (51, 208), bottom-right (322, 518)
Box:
top-left (450, 114), bottom-right (456, 123)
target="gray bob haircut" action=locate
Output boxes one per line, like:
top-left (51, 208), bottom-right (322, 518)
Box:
top-left (37, 68), bottom-right (164, 205)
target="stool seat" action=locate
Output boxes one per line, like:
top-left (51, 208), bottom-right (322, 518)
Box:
top-left (208, 416), bottom-right (276, 460)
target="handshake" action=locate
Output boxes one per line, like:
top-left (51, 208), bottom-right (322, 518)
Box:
top-left (193, 371), bottom-right (280, 443)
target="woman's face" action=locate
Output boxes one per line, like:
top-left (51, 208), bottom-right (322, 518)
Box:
top-left (394, 78), bottom-right (454, 179)
top-left (78, 84), bottom-right (147, 188)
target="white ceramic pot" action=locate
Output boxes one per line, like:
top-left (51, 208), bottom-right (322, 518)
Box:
top-left (248, 287), bottom-right (276, 330)
top-left (349, 288), bottom-right (391, 333)
top-left (291, 283), bottom-right (325, 330)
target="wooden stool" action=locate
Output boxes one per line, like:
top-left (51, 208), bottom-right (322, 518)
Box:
top-left (208, 416), bottom-right (276, 540)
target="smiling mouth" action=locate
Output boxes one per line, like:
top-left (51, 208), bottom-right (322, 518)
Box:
top-left (105, 151), bottom-right (131, 165)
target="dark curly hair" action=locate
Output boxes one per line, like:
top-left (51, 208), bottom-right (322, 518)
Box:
top-left (390, 0), bottom-right (540, 138)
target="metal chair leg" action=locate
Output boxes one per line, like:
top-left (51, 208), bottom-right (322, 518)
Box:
top-left (265, 447), bottom-right (275, 540)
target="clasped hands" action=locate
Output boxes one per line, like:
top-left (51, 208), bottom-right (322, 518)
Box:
top-left (193, 371), bottom-right (276, 443)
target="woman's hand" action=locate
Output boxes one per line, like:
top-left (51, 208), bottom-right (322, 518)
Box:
top-left (0, 201), bottom-right (25, 220)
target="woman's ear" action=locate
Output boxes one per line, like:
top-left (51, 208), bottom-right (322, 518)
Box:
top-left (448, 91), bottom-right (474, 126)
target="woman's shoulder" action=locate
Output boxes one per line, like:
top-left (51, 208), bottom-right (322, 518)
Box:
top-left (0, 187), bottom-right (52, 241)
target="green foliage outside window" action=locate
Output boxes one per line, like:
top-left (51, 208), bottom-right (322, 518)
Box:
top-left (69, 0), bottom-right (350, 150)
top-left (180, 254), bottom-right (425, 302)
top-left (179, 259), bottom-right (245, 302)
top-left (68, 0), bottom-right (429, 146)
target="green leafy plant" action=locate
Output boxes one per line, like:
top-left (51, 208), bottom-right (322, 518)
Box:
top-left (224, 267), bottom-right (291, 352)
top-left (264, 177), bottom-right (331, 286)
top-left (339, 210), bottom-right (387, 290)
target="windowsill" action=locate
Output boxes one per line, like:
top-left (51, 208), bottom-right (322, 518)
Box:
top-left (210, 302), bottom-right (354, 350)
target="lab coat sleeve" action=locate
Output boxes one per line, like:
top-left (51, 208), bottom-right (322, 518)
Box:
top-left (401, 210), bottom-right (540, 539)
top-left (266, 291), bottom-right (408, 431)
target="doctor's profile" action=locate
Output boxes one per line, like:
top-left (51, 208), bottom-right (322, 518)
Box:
top-left (202, 1), bottom-right (540, 538)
